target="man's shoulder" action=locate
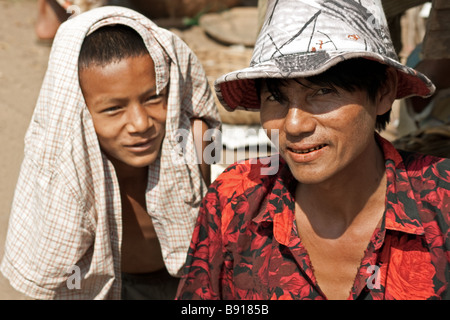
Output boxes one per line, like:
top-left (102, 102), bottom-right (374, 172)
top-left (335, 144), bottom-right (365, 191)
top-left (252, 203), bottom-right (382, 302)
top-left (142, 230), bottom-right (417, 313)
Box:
top-left (217, 155), bottom-right (281, 180)
top-left (212, 155), bottom-right (282, 196)
top-left (398, 149), bottom-right (450, 176)
top-left (397, 150), bottom-right (450, 219)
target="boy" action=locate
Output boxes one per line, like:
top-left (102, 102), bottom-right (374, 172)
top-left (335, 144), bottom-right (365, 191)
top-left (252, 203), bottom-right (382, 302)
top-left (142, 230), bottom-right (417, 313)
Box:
top-left (1, 7), bottom-right (220, 299)
top-left (177, 0), bottom-right (449, 300)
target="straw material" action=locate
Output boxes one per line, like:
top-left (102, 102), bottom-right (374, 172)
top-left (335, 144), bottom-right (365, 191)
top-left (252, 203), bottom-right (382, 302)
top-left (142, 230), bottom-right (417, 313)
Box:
top-left (195, 47), bottom-right (261, 124)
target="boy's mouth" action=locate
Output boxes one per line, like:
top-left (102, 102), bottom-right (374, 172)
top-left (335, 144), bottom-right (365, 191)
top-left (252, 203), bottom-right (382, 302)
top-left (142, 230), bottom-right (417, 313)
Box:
top-left (124, 138), bottom-right (155, 152)
top-left (130, 140), bottom-right (151, 147)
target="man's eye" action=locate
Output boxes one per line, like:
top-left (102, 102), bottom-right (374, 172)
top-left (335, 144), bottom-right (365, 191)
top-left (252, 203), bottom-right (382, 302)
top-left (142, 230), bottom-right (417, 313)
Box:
top-left (265, 93), bottom-right (285, 103)
top-left (316, 88), bottom-right (335, 95)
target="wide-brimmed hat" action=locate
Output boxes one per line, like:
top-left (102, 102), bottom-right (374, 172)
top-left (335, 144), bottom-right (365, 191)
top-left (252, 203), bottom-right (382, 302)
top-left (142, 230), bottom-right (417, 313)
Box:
top-left (214, 0), bottom-right (435, 111)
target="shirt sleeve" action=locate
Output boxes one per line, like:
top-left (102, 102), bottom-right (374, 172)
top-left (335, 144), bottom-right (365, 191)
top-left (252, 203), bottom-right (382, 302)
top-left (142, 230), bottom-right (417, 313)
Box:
top-left (0, 156), bottom-right (95, 299)
top-left (176, 186), bottom-right (226, 300)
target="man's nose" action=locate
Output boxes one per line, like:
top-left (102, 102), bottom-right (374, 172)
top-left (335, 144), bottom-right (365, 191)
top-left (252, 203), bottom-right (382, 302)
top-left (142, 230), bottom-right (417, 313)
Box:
top-left (284, 106), bottom-right (316, 136)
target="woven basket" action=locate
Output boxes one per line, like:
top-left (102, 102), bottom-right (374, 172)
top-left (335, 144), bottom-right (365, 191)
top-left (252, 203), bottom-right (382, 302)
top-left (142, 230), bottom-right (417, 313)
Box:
top-left (194, 47), bottom-right (261, 125)
top-left (130, 0), bottom-right (242, 19)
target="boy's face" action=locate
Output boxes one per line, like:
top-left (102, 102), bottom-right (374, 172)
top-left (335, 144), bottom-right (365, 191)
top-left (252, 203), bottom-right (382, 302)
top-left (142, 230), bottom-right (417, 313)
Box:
top-left (79, 54), bottom-right (167, 169)
top-left (259, 77), bottom-right (389, 185)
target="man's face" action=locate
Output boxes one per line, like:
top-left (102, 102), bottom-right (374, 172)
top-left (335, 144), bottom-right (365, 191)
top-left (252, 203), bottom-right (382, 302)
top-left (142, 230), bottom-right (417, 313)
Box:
top-left (79, 54), bottom-right (167, 169)
top-left (260, 78), bottom-right (384, 185)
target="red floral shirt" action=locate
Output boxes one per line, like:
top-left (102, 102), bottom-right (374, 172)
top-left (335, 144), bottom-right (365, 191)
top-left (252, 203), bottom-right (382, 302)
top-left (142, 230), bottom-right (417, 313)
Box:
top-left (176, 136), bottom-right (450, 300)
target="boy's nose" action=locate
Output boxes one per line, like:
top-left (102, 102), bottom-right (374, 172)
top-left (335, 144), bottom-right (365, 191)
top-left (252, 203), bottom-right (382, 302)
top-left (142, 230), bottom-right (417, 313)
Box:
top-left (284, 107), bottom-right (316, 136)
top-left (127, 104), bottom-right (151, 133)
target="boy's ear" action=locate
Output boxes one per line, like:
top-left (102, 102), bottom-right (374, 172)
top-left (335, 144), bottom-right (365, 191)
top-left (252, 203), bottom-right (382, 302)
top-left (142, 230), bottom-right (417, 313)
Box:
top-left (376, 67), bottom-right (398, 115)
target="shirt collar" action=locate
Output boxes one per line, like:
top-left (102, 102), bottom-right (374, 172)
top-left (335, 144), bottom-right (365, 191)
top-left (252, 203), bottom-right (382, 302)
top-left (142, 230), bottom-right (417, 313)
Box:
top-left (253, 134), bottom-right (426, 247)
top-left (253, 159), bottom-right (297, 246)
top-left (377, 134), bottom-right (425, 236)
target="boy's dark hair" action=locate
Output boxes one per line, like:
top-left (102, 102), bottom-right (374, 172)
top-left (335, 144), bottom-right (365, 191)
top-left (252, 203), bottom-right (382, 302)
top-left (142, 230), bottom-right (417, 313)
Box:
top-left (255, 58), bottom-right (391, 131)
top-left (78, 24), bottom-right (149, 70)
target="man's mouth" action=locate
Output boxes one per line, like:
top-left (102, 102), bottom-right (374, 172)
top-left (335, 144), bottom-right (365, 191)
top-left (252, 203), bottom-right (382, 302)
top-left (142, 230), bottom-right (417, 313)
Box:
top-left (289, 144), bottom-right (327, 154)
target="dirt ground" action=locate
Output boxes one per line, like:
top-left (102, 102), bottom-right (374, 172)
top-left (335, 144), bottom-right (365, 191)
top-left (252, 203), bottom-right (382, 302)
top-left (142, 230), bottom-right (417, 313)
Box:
top-left (0, 0), bottom-right (413, 300)
top-left (0, 0), bottom-right (51, 299)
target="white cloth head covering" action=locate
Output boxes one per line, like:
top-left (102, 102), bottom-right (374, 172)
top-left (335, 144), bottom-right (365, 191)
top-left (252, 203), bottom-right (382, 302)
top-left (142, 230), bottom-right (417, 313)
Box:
top-left (1, 6), bottom-right (220, 299)
top-left (215, 0), bottom-right (435, 111)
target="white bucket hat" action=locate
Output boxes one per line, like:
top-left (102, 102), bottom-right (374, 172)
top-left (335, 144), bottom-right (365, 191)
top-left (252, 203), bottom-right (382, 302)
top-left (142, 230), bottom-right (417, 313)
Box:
top-left (214, 0), bottom-right (435, 111)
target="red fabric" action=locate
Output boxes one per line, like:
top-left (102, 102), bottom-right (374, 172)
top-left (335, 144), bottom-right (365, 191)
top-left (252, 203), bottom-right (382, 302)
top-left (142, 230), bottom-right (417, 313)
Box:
top-left (177, 136), bottom-right (450, 300)
top-left (219, 79), bottom-right (260, 111)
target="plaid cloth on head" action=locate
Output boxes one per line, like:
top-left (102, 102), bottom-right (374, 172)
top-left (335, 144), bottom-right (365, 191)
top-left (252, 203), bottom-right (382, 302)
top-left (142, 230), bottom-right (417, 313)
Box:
top-left (0, 6), bottom-right (220, 299)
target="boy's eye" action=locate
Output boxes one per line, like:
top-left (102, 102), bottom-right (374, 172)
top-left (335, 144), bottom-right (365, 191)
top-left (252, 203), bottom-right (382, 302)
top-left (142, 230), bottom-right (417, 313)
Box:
top-left (102, 106), bottom-right (122, 113)
top-left (145, 94), bottom-right (165, 104)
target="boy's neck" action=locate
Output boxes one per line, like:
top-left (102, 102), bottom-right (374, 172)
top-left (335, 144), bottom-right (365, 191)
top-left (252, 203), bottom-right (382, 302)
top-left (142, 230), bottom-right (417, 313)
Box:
top-left (108, 157), bottom-right (148, 187)
top-left (116, 167), bottom-right (148, 188)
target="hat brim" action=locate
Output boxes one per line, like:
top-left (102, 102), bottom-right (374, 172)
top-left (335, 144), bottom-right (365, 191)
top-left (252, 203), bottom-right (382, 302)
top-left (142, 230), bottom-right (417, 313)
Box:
top-left (214, 51), bottom-right (435, 112)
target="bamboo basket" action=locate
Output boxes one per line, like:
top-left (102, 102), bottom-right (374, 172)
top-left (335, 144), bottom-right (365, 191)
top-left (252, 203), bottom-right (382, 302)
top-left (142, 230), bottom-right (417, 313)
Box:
top-left (194, 47), bottom-right (261, 125)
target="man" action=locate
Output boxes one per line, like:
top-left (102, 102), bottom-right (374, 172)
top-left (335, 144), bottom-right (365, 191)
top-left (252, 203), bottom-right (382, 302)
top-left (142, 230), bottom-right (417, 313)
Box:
top-left (177, 0), bottom-right (449, 300)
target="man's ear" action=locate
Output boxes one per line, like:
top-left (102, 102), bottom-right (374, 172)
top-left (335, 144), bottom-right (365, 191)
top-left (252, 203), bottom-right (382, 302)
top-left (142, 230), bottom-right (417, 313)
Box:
top-left (376, 67), bottom-right (398, 115)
